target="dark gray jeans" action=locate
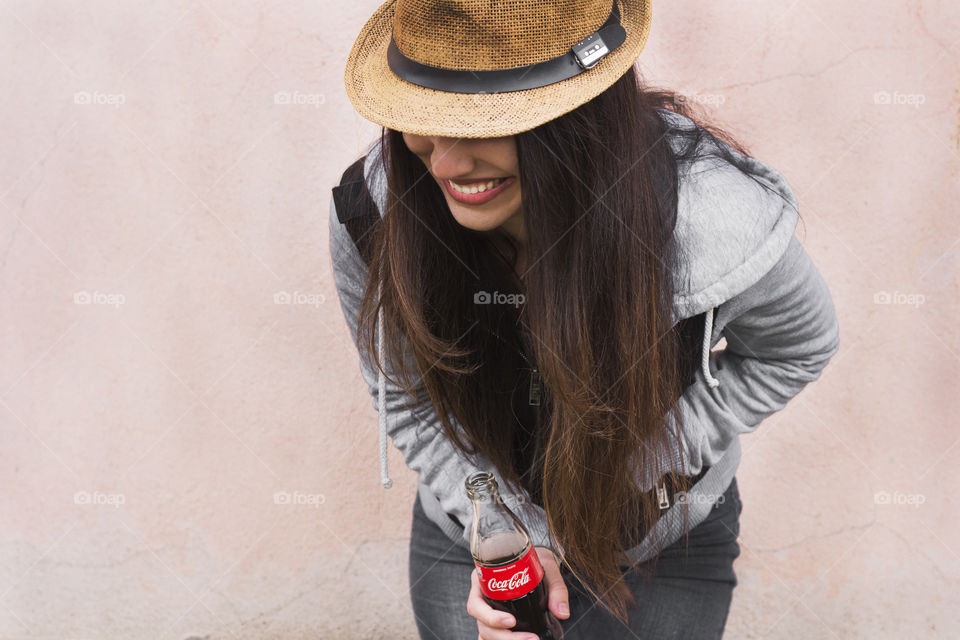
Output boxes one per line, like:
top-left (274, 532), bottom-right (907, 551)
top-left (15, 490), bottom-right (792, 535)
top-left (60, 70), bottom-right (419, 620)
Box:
top-left (408, 477), bottom-right (742, 639)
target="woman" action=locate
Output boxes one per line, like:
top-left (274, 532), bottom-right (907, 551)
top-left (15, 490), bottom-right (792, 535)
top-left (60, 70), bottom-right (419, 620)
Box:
top-left (329, 0), bottom-right (841, 638)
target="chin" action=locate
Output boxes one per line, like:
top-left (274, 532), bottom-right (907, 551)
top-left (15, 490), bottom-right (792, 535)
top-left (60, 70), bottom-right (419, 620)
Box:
top-left (448, 203), bottom-right (510, 232)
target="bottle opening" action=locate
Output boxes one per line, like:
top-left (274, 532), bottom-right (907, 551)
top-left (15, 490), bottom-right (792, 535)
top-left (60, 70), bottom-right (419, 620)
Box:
top-left (465, 471), bottom-right (497, 500)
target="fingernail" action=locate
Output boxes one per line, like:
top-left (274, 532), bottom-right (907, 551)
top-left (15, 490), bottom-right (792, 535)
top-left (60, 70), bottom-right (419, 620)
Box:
top-left (500, 615), bottom-right (515, 626)
top-left (558, 603), bottom-right (569, 616)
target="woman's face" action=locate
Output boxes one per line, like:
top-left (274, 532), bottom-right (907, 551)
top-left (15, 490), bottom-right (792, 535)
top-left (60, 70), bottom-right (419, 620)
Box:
top-left (402, 132), bottom-right (524, 241)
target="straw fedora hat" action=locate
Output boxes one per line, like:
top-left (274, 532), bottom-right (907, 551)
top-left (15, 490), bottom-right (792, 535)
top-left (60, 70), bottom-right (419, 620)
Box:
top-left (344, 0), bottom-right (653, 139)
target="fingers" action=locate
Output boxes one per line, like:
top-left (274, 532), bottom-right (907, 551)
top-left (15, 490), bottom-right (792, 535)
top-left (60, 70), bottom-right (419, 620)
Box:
top-left (468, 558), bottom-right (567, 640)
top-left (534, 546), bottom-right (570, 620)
top-left (467, 568), bottom-right (519, 630)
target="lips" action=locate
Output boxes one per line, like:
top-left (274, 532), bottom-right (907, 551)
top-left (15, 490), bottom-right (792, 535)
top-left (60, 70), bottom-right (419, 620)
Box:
top-left (444, 177), bottom-right (514, 205)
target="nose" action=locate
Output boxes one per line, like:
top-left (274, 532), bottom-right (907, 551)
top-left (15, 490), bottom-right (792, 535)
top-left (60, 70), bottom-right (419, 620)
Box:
top-left (426, 136), bottom-right (474, 180)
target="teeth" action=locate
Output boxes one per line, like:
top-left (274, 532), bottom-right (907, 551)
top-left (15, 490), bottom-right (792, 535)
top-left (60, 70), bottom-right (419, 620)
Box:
top-left (449, 178), bottom-right (505, 194)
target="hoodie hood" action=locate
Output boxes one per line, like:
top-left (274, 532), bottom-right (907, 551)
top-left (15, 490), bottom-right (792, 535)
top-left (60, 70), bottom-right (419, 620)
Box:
top-left (362, 109), bottom-right (799, 488)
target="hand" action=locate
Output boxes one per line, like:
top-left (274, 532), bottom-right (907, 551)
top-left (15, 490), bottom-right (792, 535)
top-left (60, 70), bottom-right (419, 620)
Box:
top-left (467, 546), bottom-right (570, 640)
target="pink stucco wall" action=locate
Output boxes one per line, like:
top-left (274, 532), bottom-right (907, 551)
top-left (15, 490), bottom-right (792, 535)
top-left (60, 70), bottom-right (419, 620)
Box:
top-left (1, 1), bottom-right (957, 637)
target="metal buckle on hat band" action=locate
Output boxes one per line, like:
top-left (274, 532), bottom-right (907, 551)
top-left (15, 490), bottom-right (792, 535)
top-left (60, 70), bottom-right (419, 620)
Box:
top-left (572, 32), bottom-right (610, 70)
top-left (386, 0), bottom-right (626, 94)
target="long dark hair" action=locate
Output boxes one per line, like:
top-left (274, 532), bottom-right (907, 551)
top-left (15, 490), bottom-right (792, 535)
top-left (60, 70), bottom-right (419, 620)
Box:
top-left (354, 65), bottom-right (793, 621)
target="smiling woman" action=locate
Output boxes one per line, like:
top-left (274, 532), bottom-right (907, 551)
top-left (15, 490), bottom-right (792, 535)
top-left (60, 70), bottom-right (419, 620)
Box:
top-left (330, 0), bottom-right (840, 638)
top-left (334, 66), bottom-right (805, 638)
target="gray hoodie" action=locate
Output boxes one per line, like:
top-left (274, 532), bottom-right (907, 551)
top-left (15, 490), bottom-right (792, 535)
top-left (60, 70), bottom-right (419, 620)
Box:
top-left (328, 109), bottom-right (840, 565)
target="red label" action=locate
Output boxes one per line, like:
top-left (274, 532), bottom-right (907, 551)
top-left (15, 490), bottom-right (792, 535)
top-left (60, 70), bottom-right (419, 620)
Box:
top-left (476, 546), bottom-right (544, 600)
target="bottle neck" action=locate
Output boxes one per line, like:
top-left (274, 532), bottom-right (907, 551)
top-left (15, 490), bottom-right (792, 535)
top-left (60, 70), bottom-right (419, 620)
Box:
top-left (466, 471), bottom-right (531, 562)
top-left (465, 471), bottom-right (499, 502)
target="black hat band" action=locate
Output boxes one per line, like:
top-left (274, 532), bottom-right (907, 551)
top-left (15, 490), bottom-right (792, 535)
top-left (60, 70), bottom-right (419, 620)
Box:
top-left (386, 1), bottom-right (626, 94)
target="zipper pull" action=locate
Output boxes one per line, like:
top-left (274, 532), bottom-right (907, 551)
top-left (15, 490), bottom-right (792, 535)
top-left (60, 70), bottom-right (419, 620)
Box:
top-left (656, 481), bottom-right (670, 510)
top-left (528, 367), bottom-right (542, 406)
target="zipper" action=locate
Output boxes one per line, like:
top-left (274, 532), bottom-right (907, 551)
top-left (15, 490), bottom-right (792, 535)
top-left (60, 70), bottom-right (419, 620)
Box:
top-left (477, 237), bottom-right (543, 406)
top-left (482, 323), bottom-right (541, 407)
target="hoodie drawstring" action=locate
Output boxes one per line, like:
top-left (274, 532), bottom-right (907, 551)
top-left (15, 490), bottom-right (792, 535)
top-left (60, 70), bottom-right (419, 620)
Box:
top-left (378, 277), bottom-right (393, 489)
top-left (702, 306), bottom-right (721, 389)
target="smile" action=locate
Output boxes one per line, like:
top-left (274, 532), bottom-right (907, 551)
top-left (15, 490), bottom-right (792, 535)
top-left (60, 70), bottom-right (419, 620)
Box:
top-left (444, 177), bottom-right (514, 205)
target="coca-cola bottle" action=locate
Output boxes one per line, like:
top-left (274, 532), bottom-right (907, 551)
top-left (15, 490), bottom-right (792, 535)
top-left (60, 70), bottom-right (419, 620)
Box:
top-left (465, 471), bottom-right (564, 639)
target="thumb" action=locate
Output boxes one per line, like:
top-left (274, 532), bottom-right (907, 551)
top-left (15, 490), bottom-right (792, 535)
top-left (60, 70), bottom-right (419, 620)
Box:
top-left (535, 546), bottom-right (569, 619)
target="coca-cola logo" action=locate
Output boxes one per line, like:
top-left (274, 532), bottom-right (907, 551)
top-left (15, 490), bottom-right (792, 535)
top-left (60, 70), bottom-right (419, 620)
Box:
top-left (486, 567), bottom-right (531, 592)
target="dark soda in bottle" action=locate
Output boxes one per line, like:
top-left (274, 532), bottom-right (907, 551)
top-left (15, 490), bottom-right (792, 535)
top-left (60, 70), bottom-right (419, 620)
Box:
top-left (465, 471), bottom-right (564, 639)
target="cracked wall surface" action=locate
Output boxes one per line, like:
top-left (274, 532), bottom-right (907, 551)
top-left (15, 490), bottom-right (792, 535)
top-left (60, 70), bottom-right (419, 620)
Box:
top-left (1, 0), bottom-right (958, 638)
